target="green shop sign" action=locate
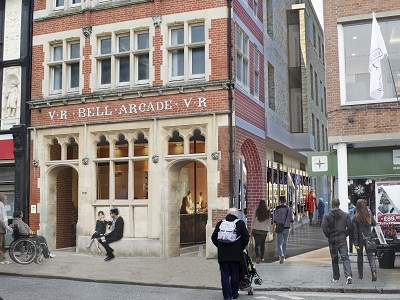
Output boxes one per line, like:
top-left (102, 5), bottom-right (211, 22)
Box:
top-left (307, 146), bottom-right (400, 177)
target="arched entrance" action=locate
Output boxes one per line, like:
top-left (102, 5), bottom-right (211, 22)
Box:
top-left (166, 159), bottom-right (208, 256)
top-left (46, 165), bottom-right (79, 249)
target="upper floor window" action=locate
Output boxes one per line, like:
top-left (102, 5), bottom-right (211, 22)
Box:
top-left (310, 64), bottom-right (314, 100)
top-left (54, 0), bottom-right (81, 10)
top-left (312, 23), bottom-right (316, 48)
top-left (341, 19), bottom-right (400, 104)
top-left (253, 0), bottom-right (258, 17)
top-left (49, 41), bottom-right (80, 94)
top-left (236, 27), bottom-right (249, 88)
top-left (54, 0), bottom-right (64, 9)
top-left (189, 129), bottom-right (206, 154)
top-left (254, 50), bottom-right (259, 98)
top-left (168, 130), bottom-right (184, 155)
top-left (96, 31), bottom-right (150, 88)
top-left (168, 23), bottom-right (205, 81)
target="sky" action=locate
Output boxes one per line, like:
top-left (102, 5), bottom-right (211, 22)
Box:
top-left (311, 0), bottom-right (324, 29)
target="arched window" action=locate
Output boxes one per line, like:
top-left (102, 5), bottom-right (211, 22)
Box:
top-left (168, 130), bottom-right (184, 155)
top-left (134, 133), bottom-right (148, 156)
top-left (49, 138), bottom-right (61, 160)
top-left (97, 135), bottom-right (109, 158)
top-left (67, 137), bottom-right (79, 160)
top-left (189, 129), bottom-right (205, 154)
top-left (115, 134), bottom-right (128, 158)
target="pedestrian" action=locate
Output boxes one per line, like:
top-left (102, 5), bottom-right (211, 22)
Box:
top-left (273, 196), bottom-right (294, 264)
top-left (87, 211), bottom-right (107, 253)
top-left (212, 207), bottom-right (249, 300)
top-left (317, 197), bottom-right (325, 225)
top-left (250, 199), bottom-right (271, 264)
top-left (321, 198), bottom-right (353, 284)
top-left (11, 210), bottom-right (55, 259)
top-left (353, 199), bottom-right (377, 281)
top-left (348, 199), bottom-right (356, 253)
top-left (305, 188), bottom-right (316, 225)
top-left (98, 208), bottom-right (124, 261)
top-left (0, 194), bottom-right (13, 264)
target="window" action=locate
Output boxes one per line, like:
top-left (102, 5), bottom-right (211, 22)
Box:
top-left (253, 0), bottom-right (258, 17)
top-left (266, 0), bottom-right (273, 37)
top-left (67, 137), bottom-right (79, 160)
top-left (254, 50), bottom-right (259, 98)
top-left (316, 119), bottom-right (320, 151)
top-left (318, 35), bottom-right (322, 59)
top-left (315, 72), bottom-right (318, 105)
top-left (341, 19), bottom-right (400, 104)
top-left (49, 41), bottom-right (80, 94)
top-left (168, 23), bottom-right (205, 81)
top-left (322, 124), bottom-right (325, 151)
top-left (311, 113), bottom-right (315, 136)
top-left (55, 0), bottom-right (64, 9)
top-left (72, 0), bottom-right (81, 5)
top-left (189, 129), bottom-right (206, 154)
top-left (49, 138), bottom-right (61, 160)
top-left (322, 43), bottom-right (325, 64)
top-left (320, 80), bottom-right (323, 112)
top-left (54, 0), bottom-right (82, 10)
top-left (95, 133), bottom-right (149, 200)
top-left (310, 64), bottom-right (314, 100)
top-left (236, 27), bottom-right (249, 87)
top-left (168, 130), bottom-right (184, 155)
top-left (96, 31), bottom-right (150, 88)
top-left (268, 63), bottom-right (275, 110)
top-left (312, 23), bottom-right (316, 48)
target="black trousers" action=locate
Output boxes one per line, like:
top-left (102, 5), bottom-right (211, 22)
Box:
top-left (98, 235), bottom-right (121, 256)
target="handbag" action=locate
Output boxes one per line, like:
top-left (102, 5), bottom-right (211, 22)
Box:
top-left (363, 233), bottom-right (377, 250)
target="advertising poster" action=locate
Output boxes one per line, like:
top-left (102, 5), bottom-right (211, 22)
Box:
top-left (375, 181), bottom-right (400, 224)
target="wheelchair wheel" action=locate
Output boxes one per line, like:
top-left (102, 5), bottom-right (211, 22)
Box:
top-left (9, 239), bottom-right (37, 265)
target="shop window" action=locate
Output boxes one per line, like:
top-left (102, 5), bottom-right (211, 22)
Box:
top-left (97, 135), bottom-right (109, 158)
top-left (49, 138), bottom-right (61, 161)
top-left (189, 129), bottom-right (205, 154)
top-left (168, 130), bottom-right (184, 155)
top-left (115, 161), bottom-right (128, 199)
top-left (115, 134), bottom-right (128, 158)
top-left (134, 160), bottom-right (148, 199)
top-left (97, 162), bottom-right (110, 199)
top-left (67, 137), bottom-right (79, 160)
top-left (134, 132), bottom-right (148, 156)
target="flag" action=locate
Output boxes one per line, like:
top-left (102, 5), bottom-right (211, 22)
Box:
top-left (369, 12), bottom-right (388, 100)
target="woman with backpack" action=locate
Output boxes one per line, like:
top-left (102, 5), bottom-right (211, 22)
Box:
top-left (251, 199), bottom-right (271, 264)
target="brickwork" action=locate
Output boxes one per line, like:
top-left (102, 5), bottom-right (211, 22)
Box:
top-left (324, 0), bottom-right (400, 139)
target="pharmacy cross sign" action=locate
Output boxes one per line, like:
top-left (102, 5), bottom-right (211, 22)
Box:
top-left (312, 155), bottom-right (328, 172)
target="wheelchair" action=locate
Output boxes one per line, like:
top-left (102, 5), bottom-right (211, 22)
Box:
top-left (8, 227), bottom-right (44, 265)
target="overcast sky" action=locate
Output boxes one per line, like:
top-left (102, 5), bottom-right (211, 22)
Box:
top-left (311, 0), bottom-right (324, 29)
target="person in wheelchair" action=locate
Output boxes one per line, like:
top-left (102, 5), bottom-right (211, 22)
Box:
top-left (11, 211), bottom-right (55, 259)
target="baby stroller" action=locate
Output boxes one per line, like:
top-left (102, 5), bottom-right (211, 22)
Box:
top-left (239, 249), bottom-right (262, 295)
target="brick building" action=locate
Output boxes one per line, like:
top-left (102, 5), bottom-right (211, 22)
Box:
top-left (30, 0), bottom-right (325, 257)
top-left (324, 1), bottom-right (400, 217)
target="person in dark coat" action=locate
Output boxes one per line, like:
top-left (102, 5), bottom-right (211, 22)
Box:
top-left (352, 199), bottom-right (377, 281)
top-left (317, 198), bottom-right (325, 225)
top-left (321, 198), bottom-right (353, 284)
top-left (98, 208), bottom-right (124, 261)
top-left (87, 210), bottom-right (107, 253)
top-left (212, 208), bottom-right (249, 300)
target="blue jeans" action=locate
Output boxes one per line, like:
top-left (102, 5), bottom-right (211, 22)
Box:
top-left (329, 241), bottom-right (352, 280)
top-left (277, 228), bottom-right (290, 257)
top-left (219, 261), bottom-right (240, 300)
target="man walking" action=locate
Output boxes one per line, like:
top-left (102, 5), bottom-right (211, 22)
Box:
top-left (0, 194), bottom-right (12, 264)
top-left (273, 196), bottom-right (294, 264)
top-left (212, 208), bottom-right (249, 300)
top-left (98, 208), bottom-right (124, 261)
top-left (322, 198), bottom-right (353, 284)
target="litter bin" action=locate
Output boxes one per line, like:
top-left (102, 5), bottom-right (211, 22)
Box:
top-left (377, 248), bottom-right (395, 269)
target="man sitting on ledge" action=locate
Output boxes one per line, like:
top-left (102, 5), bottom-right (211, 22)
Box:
top-left (99, 208), bottom-right (124, 261)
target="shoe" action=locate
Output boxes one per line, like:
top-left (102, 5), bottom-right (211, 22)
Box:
top-left (49, 253), bottom-right (56, 258)
top-left (346, 276), bottom-right (352, 284)
top-left (332, 278), bottom-right (339, 283)
top-left (86, 241), bottom-right (92, 248)
top-left (104, 254), bottom-right (115, 261)
top-left (0, 260), bottom-right (11, 264)
top-left (358, 275), bottom-right (363, 280)
top-left (279, 256), bottom-right (284, 264)
top-left (372, 272), bottom-right (377, 282)
top-left (233, 294), bottom-right (239, 299)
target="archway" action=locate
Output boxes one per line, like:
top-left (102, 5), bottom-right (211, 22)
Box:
top-left (166, 159), bottom-right (208, 256)
top-left (46, 165), bottom-right (79, 249)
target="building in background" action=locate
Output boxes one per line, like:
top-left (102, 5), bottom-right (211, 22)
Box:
top-left (0, 0), bottom-right (33, 223)
top-left (29, 0), bottom-right (326, 257)
top-left (324, 0), bottom-right (400, 222)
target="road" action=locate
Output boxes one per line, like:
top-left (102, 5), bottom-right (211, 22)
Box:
top-left (0, 276), bottom-right (398, 300)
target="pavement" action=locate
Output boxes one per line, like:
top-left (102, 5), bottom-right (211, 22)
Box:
top-left (0, 246), bottom-right (399, 294)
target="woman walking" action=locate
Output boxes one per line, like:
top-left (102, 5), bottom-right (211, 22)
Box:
top-left (353, 199), bottom-right (377, 281)
top-left (251, 199), bottom-right (271, 264)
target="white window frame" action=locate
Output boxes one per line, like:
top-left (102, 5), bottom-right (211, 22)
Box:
top-left (97, 36), bottom-right (112, 88)
top-left (116, 33), bottom-right (131, 87)
top-left (49, 44), bottom-right (63, 94)
top-left (253, 0), bottom-right (258, 17)
top-left (235, 27), bottom-right (250, 90)
top-left (167, 22), bottom-right (206, 82)
top-left (54, 0), bottom-right (64, 10)
top-left (254, 50), bottom-right (259, 98)
top-left (134, 31), bottom-right (150, 85)
top-left (66, 41), bottom-right (80, 92)
top-left (71, 0), bottom-right (82, 7)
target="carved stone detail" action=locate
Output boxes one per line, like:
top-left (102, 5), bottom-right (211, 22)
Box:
top-left (82, 25), bottom-right (92, 37)
top-left (152, 15), bottom-right (162, 26)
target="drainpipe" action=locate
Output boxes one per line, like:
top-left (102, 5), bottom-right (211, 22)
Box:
top-left (227, 0), bottom-right (234, 208)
